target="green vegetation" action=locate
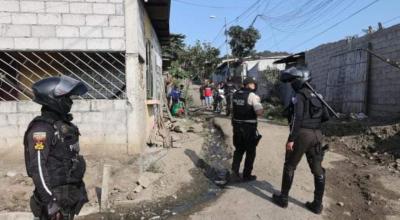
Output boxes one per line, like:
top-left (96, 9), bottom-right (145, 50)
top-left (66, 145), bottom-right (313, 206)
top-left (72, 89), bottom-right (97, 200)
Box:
top-left (228, 26), bottom-right (261, 59)
top-left (163, 33), bottom-right (221, 80)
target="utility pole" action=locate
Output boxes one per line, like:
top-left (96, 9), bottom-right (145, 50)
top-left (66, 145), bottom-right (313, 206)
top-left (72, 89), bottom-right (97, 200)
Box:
top-left (224, 17), bottom-right (229, 60)
top-left (224, 17), bottom-right (230, 75)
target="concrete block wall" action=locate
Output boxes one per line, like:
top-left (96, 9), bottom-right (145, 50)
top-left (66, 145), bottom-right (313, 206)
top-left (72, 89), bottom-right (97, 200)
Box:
top-left (0, 100), bottom-right (129, 155)
top-left (305, 24), bottom-right (400, 117)
top-left (0, 0), bottom-right (125, 51)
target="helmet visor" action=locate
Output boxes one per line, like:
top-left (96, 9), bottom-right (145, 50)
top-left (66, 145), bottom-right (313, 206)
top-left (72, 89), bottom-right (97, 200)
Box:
top-left (54, 75), bottom-right (88, 97)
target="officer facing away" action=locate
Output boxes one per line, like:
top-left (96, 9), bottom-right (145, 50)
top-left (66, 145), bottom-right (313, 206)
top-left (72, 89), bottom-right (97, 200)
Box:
top-left (272, 67), bottom-right (330, 214)
top-left (224, 77), bottom-right (237, 116)
top-left (24, 76), bottom-right (89, 220)
top-left (231, 77), bottom-right (264, 182)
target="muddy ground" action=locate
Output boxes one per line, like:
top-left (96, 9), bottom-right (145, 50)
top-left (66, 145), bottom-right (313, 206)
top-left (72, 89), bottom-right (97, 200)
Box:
top-left (323, 119), bottom-right (400, 220)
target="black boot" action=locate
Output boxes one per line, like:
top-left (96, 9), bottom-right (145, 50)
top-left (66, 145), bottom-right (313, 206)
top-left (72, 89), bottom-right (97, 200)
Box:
top-left (305, 173), bottom-right (325, 214)
top-left (273, 167), bottom-right (294, 208)
top-left (230, 171), bottom-right (242, 183)
top-left (243, 174), bottom-right (257, 182)
top-left (272, 193), bottom-right (288, 208)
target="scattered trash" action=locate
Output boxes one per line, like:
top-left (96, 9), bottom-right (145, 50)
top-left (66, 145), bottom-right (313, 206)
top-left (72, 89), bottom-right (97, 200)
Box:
top-left (349, 112), bottom-right (368, 120)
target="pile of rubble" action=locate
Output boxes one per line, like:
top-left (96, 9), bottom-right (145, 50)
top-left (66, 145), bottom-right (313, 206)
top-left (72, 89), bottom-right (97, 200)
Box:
top-left (325, 119), bottom-right (400, 174)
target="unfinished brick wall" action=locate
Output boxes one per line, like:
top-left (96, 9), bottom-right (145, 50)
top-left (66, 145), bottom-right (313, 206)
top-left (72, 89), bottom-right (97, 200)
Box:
top-left (306, 24), bottom-right (400, 117)
top-left (0, 100), bottom-right (129, 156)
top-left (0, 0), bottom-right (125, 51)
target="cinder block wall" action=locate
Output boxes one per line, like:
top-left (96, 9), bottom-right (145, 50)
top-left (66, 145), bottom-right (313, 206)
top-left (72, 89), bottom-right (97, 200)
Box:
top-left (0, 0), bottom-right (125, 51)
top-left (306, 24), bottom-right (400, 117)
top-left (0, 100), bottom-right (128, 156)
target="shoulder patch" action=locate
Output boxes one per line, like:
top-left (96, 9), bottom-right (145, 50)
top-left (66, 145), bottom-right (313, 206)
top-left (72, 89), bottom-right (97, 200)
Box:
top-left (33, 132), bottom-right (46, 150)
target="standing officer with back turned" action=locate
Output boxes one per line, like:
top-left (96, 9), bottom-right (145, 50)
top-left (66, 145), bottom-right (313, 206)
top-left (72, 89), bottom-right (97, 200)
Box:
top-left (231, 77), bottom-right (263, 182)
top-left (272, 67), bottom-right (330, 214)
top-left (24, 75), bottom-right (89, 220)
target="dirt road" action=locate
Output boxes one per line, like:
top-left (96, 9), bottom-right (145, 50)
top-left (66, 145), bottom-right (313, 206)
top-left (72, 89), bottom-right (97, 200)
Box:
top-left (186, 117), bottom-right (341, 220)
top-left (185, 84), bottom-right (400, 220)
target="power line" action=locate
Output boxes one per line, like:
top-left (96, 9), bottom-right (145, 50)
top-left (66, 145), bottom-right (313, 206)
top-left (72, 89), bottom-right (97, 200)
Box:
top-left (211, 0), bottom-right (262, 44)
top-left (383, 15), bottom-right (400, 24)
top-left (260, 0), bottom-right (355, 51)
top-left (289, 0), bottom-right (380, 51)
top-left (173, 0), bottom-right (244, 9)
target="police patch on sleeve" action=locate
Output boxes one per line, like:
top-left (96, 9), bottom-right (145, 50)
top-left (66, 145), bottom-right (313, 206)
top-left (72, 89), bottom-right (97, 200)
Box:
top-left (33, 132), bottom-right (46, 150)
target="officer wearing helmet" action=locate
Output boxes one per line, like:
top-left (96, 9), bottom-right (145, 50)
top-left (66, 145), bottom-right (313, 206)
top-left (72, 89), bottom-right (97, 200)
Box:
top-left (24, 75), bottom-right (89, 220)
top-left (231, 77), bottom-right (263, 182)
top-left (273, 67), bottom-right (330, 214)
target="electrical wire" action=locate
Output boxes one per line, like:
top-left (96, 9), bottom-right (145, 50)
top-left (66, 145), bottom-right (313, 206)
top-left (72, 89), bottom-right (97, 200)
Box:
top-left (289, 0), bottom-right (380, 51)
top-left (173, 0), bottom-right (244, 9)
top-left (211, 0), bottom-right (262, 44)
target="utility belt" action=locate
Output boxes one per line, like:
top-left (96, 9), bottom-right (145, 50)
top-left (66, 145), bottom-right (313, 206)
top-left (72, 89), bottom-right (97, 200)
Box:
top-left (300, 118), bottom-right (322, 130)
top-left (232, 120), bottom-right (262, 146)
top-left (232, 119), bottom-right (258, 125)
top-left (31, 183), bottom-right (88, 217)
top-left (299, 126), bottom-right (321, 130)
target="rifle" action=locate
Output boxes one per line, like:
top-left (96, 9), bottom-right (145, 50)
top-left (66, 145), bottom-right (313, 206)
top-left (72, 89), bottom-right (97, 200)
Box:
top-left (304, 81), bottom-right (340, 118)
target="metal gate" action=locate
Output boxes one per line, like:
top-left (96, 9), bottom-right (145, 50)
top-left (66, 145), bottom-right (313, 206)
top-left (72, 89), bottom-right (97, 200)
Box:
top-left (0, 51), bottom-right (126, 101)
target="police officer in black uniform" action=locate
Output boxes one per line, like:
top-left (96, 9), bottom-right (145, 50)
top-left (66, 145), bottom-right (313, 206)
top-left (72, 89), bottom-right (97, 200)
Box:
top-left (231, 77), bottom-right (263, 182)
top-left (24, 76), bottom-right (89, 220)
top-left (224, 77), bottom-right (237, 116)
top-left (272, 67), bottom-right (330, 214)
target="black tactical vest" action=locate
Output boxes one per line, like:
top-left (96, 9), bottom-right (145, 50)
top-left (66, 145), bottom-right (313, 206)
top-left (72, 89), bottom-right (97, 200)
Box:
top-left (298, 89), bottom-right (324, 129)
top-left (232, 89), bottom-right (257, 121)
top-left (24, 116), bottom-right (86, 187)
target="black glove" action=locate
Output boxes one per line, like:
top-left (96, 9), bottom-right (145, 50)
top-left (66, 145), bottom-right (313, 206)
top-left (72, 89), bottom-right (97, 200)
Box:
top-left (47, 197), bottom-right (60, 217)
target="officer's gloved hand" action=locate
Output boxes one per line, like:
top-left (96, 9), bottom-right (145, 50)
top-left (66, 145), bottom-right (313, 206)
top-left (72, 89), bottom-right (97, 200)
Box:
top-left (47, 197), bottom-right (61, 219)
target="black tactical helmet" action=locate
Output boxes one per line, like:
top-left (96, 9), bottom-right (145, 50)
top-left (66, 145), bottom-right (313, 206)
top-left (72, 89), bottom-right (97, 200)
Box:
top-left (243, 77), bottom-right (257, 86)
top-left (32, 75), bottom-right (88, 115)
top-left (280, 66), bottom-right (311, 91)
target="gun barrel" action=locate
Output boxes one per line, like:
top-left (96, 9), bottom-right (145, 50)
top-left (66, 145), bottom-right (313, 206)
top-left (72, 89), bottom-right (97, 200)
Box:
top-left (304, 82), bottom-right (340, 118)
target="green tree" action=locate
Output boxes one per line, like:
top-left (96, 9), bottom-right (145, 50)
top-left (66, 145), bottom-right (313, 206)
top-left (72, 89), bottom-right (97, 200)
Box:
top-left (228, 26), bottom-right (261, 59)
top-left (183, 41), bottom-right (221, 80)
top-left (169, 60), bottom-right (190, 79)
top-left (163, 34), bottom-right (221, 81)
top-left (254, 50), bottom-right (290, 58)
top-left (162, 33), bottom-right (186, 62)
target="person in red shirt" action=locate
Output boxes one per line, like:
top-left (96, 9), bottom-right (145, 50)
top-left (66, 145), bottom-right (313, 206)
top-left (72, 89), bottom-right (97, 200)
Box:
top-left (204, 82), bottom-right (213, 109)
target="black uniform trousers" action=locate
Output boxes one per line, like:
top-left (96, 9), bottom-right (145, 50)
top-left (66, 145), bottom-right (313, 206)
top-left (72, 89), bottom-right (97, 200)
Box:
top-left (284, 128), bottom-right (324, 176)
top-left (232, 122), bottom-right (258, 177)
